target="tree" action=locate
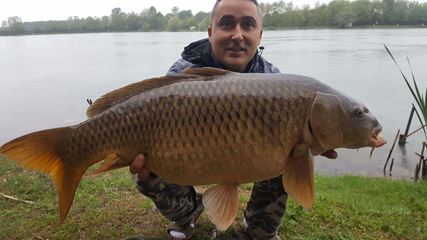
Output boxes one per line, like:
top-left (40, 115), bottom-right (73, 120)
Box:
top-left (141, 7), bottom-right (166, 31)
top-left (193, 11), bottom-right (210, 30)
top-left (383, 0), bottom-right (396, 23)
top-left (1, 20), bottom-right (8, 28)
top-left (178, 10), bottom-right (193, 20)
top-left (83, 17), bottom-right (102, 32)
top-left (334, 7), bottom-right (356, 27)
top-left (394, 0), bottom-right (410, 24)
top-left (166, 16), bottom-right (180, 31)
top-left (270, 1), bottom-right (287, 14)
top-left (7, 16), bottom-right (25, 34)
top-left (127, 12), bottom-right (141, 31)
top-left (352, 0), bottom-right (374, 25)
top-left (171, 6), bottom-right (179, 16)
top-left (178, 10), bottom-right (194, 30)
top-left (110, 7), bottom-right (127, 31)
top-left (101, 16), bottom-right (110, 31)
top-left (329, 0), bottom-right (356, 27)
top-left (2, 0), bottom-right (427, 35)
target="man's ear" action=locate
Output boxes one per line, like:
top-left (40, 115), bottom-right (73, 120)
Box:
top-left (208, 25), bottom-right (213, 39)
top-left (255, 29), bottom-right (263, 46)
top-left (309, 92), bottom-right (343, 148)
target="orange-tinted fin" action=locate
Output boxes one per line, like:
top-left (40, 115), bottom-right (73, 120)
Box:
top-left (202, 183), bottom-right (239, 231)
top-left (0, 127), bottom-right (88, 223)
top-left (283, 144), bottom-right (314, 209)
top-left (183, 67), bottom-right (231, 77)
top-left (88, 153), bottom-right (127, 175)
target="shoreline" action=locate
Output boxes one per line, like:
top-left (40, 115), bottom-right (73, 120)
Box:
top-left (1, 25), bottom-right (426, 37)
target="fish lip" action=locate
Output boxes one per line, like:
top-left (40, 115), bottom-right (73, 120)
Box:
top-left (369, 131), bottom-right (386, 147)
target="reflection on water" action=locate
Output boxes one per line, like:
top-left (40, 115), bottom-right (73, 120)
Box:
top-left (0, 29), bottom-right (426, 179)
top-left (398, 144), bottom-right (410, 169)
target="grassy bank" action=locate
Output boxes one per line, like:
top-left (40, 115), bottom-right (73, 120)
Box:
top-left (0, 155), bottom-right (426, 240)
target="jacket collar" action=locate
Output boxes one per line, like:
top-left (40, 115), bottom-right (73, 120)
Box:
top-left (181, 38), bottom-right (261, 73)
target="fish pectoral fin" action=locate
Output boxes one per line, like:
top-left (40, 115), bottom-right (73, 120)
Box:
top-left (283, 145), bottom-right (314, 209)
top-left (87, 153), bottom-right (124, 175)
top-left (202, 183), bottom-right (239, 231)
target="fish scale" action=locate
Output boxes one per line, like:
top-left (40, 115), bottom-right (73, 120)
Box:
top-left (126, 81), bottom-right (298, 185)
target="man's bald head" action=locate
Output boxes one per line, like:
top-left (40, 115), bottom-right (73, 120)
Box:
top-left (210, 0), bottom-right (263, 25)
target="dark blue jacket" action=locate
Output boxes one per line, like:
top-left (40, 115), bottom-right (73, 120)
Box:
top-left (168, 38), bottom-right (280, 74)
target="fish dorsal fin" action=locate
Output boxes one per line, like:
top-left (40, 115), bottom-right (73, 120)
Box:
top-left (86, 75), bottom-right (198, 118)
top-left (183, 67), bottom-right (231, 77)
top-left (202, 183), bottom-right (239, 231)
top-left (283, 144), bottom-right (314, 209)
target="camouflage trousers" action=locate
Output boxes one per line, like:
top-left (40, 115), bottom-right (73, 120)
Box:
top-left (136, 174), bottom-right (287, 240)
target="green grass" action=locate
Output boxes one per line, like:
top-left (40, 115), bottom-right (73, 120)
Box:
top-left (1, 155), bottom-right (426, 240)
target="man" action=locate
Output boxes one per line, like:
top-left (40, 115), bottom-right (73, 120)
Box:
top-left (130, 0), bottom-right (337, 239)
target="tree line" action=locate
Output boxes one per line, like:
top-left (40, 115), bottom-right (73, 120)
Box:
top-left (1, 0), bottom-right (427, 36)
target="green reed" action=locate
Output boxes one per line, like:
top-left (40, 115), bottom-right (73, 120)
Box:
top-left (385, 45), bottom-right (427, 140)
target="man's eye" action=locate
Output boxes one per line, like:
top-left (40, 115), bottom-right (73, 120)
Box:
top-left (244, 23), bottom-right (255, 29)
top-left (219, 20), bottom-right (233, 27)
top-left (242, 20), bottom-right (256, 30)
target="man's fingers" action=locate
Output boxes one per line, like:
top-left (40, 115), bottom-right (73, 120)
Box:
top-left (130, 154), bottom-right (151, 181)
top-left (130, 154), bottom-right (145, 174)
top-left (137, 169), bottom-right (151, 181)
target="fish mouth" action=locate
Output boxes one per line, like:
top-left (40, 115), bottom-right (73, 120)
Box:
top-left (369, 130), bottom-right (386, 148)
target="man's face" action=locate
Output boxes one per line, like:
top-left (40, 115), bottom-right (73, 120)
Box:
top-left (208, 0), bottom-right (263, 72)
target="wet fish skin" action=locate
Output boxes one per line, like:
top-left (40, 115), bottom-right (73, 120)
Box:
top-left (66, 73), bottom-right (318, 184)
top-left (0, 68), bottom-right (386, 229)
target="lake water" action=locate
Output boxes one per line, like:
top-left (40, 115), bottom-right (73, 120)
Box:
top-left (0, 29), bottom-right (426, 179)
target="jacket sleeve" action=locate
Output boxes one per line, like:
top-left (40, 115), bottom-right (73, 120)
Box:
top-left (259, 56), bottom-right (281, 74)
top-left (167, 58), bottom-right (199, 75)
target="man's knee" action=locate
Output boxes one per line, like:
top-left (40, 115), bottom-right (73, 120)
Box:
top-left (244, 176), bottom-right (288, 240)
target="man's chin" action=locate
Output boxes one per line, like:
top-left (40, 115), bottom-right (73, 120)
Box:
top-left (221, 57), bottom-right (249, 72)
top-left (225, 50), bottom-right (247, 59)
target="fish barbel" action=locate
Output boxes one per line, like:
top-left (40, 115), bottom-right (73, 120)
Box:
top-left (0, 67), bottom-right (386, 230)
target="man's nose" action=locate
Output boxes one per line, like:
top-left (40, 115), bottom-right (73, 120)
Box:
top-left (231, 25), bottom-right (243, 41)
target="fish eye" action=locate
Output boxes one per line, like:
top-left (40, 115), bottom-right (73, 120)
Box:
top-left (353, 108), bottom-right (364, 118)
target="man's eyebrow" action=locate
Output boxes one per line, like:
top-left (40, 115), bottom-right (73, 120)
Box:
top-left (241, 16), bottom-right (257, 23)
top-left (218, 15), bottom-right (258, 22)
top-left (218, 15), bottom-right (235, 21)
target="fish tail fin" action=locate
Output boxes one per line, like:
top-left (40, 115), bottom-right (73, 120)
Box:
top-left (0, 127), bottom-right (87, 223)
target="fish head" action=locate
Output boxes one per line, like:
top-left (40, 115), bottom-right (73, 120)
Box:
top-left (339, 97), bottom-right (386, 149)
top-left (309, 92), bottom-right (386, 153)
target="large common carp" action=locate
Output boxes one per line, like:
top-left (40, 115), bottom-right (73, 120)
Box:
top-left (0, 67), bottom-right (385, 230)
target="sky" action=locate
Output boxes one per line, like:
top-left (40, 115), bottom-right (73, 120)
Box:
top-left (0, 0), bottom-right (334, 22)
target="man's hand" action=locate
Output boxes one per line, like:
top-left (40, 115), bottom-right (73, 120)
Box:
top-left (321, 149), bottom-right (338, 159)
top-left (130, 154), bottom-right (151, 181)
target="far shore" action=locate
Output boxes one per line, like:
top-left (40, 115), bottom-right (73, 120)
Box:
top-left (1, 25), bottom-right (426, 37)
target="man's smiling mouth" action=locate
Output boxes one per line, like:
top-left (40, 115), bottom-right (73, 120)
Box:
top-left (226, 47), bottom-right (246, 52)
